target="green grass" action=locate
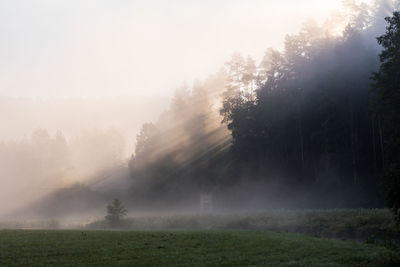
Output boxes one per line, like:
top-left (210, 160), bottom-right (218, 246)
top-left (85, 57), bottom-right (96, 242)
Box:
top-left (0, 230), bottom-right (399, 266)
top-left (87, 209), bottom-right (398, 241)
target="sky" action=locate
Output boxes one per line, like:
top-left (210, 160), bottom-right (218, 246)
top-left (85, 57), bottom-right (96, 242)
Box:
top-left (0, 0), bottom-right (370, 98)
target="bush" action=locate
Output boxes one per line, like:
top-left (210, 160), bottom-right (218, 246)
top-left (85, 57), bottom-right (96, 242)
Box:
top-left (383, 163), bottom-right (400, 225)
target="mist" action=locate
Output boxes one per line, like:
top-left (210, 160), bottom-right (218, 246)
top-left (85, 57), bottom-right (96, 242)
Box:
top-left (0, 0), bottom-right (399, 228)
top-left (1, 0), bottom-right (346, 98)
top-left (0, 96), bottom-right (166, 216)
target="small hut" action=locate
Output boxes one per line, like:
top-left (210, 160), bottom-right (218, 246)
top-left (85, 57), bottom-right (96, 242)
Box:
top-left (199, 194), bottom-right (213, 213)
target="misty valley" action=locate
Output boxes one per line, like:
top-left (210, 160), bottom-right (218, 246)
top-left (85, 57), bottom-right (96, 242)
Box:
top-left (1, 0), bottom-right (400, 266)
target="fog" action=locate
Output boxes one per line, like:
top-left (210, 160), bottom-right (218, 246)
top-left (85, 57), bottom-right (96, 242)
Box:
top-left (1, 0), bottom-right (397, 227)
top-left (0, 96), bottom-right (166, 216)
top-left (1, 0), bottom-right (346, 98)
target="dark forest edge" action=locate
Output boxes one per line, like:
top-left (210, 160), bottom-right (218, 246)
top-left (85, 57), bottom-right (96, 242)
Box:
top-left (128, 1), bottom-right (400, 214)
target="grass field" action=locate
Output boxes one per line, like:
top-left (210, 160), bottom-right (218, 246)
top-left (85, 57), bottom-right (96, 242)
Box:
top-left (87, 209), bottom-right (398, 241)
top-left (0, 230), bottom-right (399, 266)
top-left (2, 210), bottom-right (397, 242)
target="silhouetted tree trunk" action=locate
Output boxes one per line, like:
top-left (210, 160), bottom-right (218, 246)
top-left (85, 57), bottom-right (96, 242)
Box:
top-left (348, 93), bottom-right (358, 184)
top-left (378, 117), bottom-right (385, 168)
top-left (371, 115), bottom-right (377, 176)
top-left (298, 117), bottom-right (305, 170)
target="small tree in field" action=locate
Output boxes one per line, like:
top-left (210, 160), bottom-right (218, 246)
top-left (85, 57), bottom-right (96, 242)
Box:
top-left (105, 198), bottom-right (127, 228)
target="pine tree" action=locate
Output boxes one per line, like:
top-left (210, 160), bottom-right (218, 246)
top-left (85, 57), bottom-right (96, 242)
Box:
top-left (372, 11), bottom-right (400, 222)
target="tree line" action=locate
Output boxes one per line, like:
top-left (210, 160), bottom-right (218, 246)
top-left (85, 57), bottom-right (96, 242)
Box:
top-left (127, 1), bottom-right (400, 210)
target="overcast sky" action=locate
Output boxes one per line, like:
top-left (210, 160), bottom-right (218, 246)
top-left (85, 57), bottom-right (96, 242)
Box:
top-left (0, 0), bottom-right (371, 98)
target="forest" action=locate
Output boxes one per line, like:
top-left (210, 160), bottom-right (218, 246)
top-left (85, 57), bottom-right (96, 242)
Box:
top-left (127, 0), bottom-right (400, 211)
top-left (3, 1), bottom-right (400, 266)
top-left (1, 0), bottom-right (399, 220)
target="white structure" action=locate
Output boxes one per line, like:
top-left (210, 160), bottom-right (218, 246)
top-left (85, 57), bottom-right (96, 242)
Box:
top-left (200, 194), bottom-right (213, 213)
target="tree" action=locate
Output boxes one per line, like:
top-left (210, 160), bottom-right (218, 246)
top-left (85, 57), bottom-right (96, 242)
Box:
top-left (372, 11), bottom-right (400, 221)
top-left (105, 198), bottom-right (127, 227)
top-left (135, 123), bottom-right (159, 157)
top-left (219, 3), bottom-right (382, 201)
top-left (225, 52), bottom-right (245, 88)
top-left (242, 56), bottom-right (257, 101)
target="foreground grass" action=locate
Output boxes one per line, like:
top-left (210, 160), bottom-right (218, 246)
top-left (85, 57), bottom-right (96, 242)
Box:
top-left (0, 230), bottom-right (399, 266)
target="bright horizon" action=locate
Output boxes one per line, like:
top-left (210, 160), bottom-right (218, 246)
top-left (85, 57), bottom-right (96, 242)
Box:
top-left (0, 0), bottom-right (371, 99)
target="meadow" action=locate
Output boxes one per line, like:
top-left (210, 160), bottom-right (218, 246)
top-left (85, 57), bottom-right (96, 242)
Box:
top-left (0, 229), bottom-right (399, 266)
top-left (87, 209), bottom-right (398, 241)
top-left (1, 209), bottom-right (399, 266)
